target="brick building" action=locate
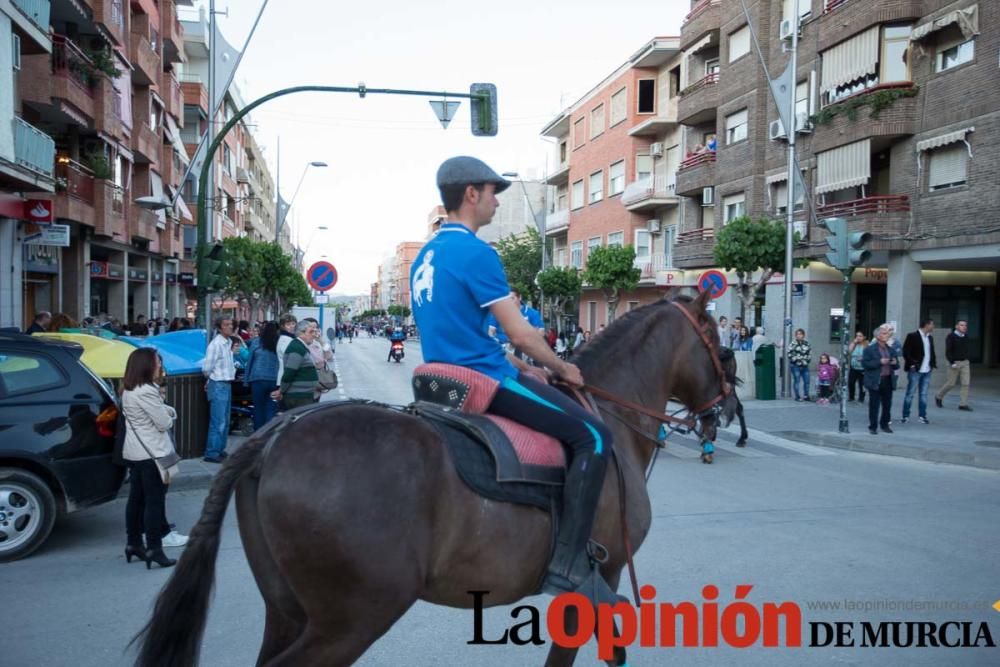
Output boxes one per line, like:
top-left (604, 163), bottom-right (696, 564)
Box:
top-left (671, 0), bottom-right (997, 363)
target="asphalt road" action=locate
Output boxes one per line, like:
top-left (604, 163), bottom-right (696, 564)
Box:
top-left (5, 336), bottom-right (999, 666)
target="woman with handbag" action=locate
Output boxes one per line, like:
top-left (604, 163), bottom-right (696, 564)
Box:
top-left (272, 320), bottom-right (321, 409)
top-left (122, 347), bottom-right (182, 569)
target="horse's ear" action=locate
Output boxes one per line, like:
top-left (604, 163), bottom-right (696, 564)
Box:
top-left (693, 288), bottom-right (713, 315)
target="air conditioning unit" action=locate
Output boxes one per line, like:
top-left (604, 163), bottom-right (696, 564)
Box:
top-left (795, 111), bottom-right (813, 134)
top-left (779, 19), bottom-right (795, 42)
top-left (769, 119), bottom-right (787, 141)
top-left (702, 186), bottom-right (714, 206)
top-left (647, 219), bottom-right (662, 233)
top-left (11, 34), bottom-right (21, 71)
top-left (649, 142), bottom-right (665, 158)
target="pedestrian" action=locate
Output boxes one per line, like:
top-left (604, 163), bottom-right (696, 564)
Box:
top-left (573, 327), bottom-right (585, 350)
top-left (555, 333), bottom-right (567, 359)
top-left (847, 331), bottom-right (867, 402)
top-left (237, 320), bottom-right (252, 342)
top-left (901, 319), bottom-right (936, 424)
top-left (25, 310), bottom-right (52, 334)
top-left (716, 316), bottom-right (730, 348)
top-left (275, 314), bottom-right (297, 387)
top-left (201, 317), bottom-right (236, 463)
top-left (244, 321), bottom-right (280, 430)
top-left (863, 324), bottom-right (898, 434)
top-left (935, 319), bottom-right (972, 411)
top-left (736, 325), bottom-right (753, 351)
top-left (130, 314), bottom-right (148, 336)
top-left (230, 335), bottom-right (250, 369)
top-left (788, 328), bottom-right (812, 401)
top-left (48, 312), bottom-right (79, 331)
top-left (273, 320), bottom-right (320, 410)
top-left (816, 354), bottom-right (838, 404)
top-left (121, 348), bottom-right (181, 569)
top-left (303, 317), bottom-right (334, 399)
top-left (730, 317), bottom-right (744, 349)
top-left (751, 325), bottom-right (767, 353)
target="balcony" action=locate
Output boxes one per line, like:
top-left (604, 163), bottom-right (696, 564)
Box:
top-left (811, 84), bottom-right (919, 153)
top-left (160, 221), bottom-right (184, 258)
top-left (53, 159), bottom-right (96, 226)
top-left (815, 195), bottom-right (911, 238)
top-left (635, 253), bottom-right (667, 282)
top-left (674, 228), bottom-right (716, 268)
top-left (96, 77), bottom-right (125, 140)
top-left (545, 162), bottom-right (570, 187)
top-left (94, 180), bottom-right (127, 239)
top-left (132, 120), bottom-right (160, 165)
top-left (680, 0), bottom-right (721, 51)
top-left (180, 76), bottom-right (209, 113)
top-left (51, 36), bottom-right (99, 120)
top-left (14, 117), bottom-right (55, 179)
top-left (129, 34), bottom-right (160, 86)
top-left (675, 151), bottom-right (717, 196)
top-left (10, 0), bottom-right (50, 51)
top-left (161, 71), bottom-right (184, 122)
top-left (621, 177), bottom-right (678, 212)
top-left (824, 0), bottom-right (850, 11)
top-left (130, 205), bottom-right (160, 242)
top-left (677, 73), bottom-right (719, 126)
top-left (160, 0), bottom-right (186, 64)
top-left (94, 0), bottom-right (126, 45)
top-left (628, 114), bottom-right (677, 137)
top-left (545, 208), bottom-right (569, 235)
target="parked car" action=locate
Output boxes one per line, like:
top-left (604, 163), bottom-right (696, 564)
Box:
top-left (0, 333), bottom-right (125, 562)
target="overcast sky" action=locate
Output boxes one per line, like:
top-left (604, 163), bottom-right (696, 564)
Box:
top-left (198, 0), bottom-right (687, 294)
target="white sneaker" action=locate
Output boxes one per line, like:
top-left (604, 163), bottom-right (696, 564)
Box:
top-left (162, 530), bottom-right (189, 548)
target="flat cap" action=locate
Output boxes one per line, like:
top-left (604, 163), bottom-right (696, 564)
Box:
top-left (436, 156), bottom-right (511, 193)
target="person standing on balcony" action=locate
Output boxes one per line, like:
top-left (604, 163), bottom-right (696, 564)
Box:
top-left (935, 320), bottom-right (973, 411)
top-left (202, 317), bottom-right (236, 463)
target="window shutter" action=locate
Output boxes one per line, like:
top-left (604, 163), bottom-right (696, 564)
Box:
top-left (729, 26), bottom-right (750, 62)
top-left (928, 145), bottom-right (968, 188)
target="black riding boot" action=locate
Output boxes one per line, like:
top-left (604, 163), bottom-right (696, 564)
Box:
top-left (542, 450), bottom-right (617, 604)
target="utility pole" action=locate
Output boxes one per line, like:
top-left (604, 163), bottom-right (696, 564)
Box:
top-left (780, 0), bottom-right (801, 399)
top-left (203, 0), bottom-right (217, 331)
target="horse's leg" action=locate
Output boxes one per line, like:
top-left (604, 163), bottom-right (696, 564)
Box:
top-left (235, 476), bottom-right (306, 664)
top-left (736, 398), bottom-right (748, 447)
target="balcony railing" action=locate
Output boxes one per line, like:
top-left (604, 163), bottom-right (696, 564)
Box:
top-left (12, 0), bottom-right (50, 31)
top-left (679, 73), bottom-right (719, 97)
top-left (51, 35), bottom-right (97, 94)
top-left (56, 159), bottom-right (95, 203)
top-left (676, 227), bottom-right (716, 244)
top-left (14, 118), bottom-right (56, 177)
top-left (683, 0), bottom-right (718, 23)
top-left (678, 150), bottom-right (716, 171)
top-left (621, 177), bottom-right (677, 207)
top-left (815, 195), bottom-right (910, 218)
top-left (545, 208), bottom-right (569, 233)
top-left (824, 0), bottom-right (850, 13)
top-left (635, 253), bottom-right (667, 279)
top-left (110, 0), bottom-right (124, 32)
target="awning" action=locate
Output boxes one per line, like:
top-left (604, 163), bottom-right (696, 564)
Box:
top-left (766, 172), bottom-right (787, 184)
top-left (916, 127), bottom-right (974, 153)
top-left (816, 139), bottom-right (870, 195)
top-left (150, 170), bottom-right (166, 225)
top-left (688, 32), bottom-right (715, 56)
top-left (911, 4), bottom-right (978, 41)
top-left (820, 26), bottom-right (879, 93)
top-left (163, 115), bottom-right (190, 166)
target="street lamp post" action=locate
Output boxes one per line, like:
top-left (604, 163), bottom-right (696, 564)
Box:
top-left (276, 161), bottom-right (328, 243)
top-left (502, 172), bottom-right (548, 321)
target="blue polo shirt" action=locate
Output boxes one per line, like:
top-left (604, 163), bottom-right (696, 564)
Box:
top-left (410, 223), bottom-right (517, 381)
top-left (487, 304), bottom-right (543, 344)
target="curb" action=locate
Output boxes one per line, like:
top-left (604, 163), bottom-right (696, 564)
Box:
top-left (776, 430), bottom-right (1000, 471)
top-left (168, 469), bottom-right (217, 492)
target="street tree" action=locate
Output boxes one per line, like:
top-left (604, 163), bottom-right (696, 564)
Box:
top-left (712, 215), bottom-right (804, 319)
top-left (495, 227), bottom-right (542, 306)
top-left (581, 245), bottom-right (640, 323)
top-left (222, 236), bottom-right (265, 317)
top-left (387, 305), bottom-right (412, 319)
top-left (535, 265), bottom-right (582, 333)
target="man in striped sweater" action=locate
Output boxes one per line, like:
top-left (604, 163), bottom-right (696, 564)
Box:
top-left (273, 320), bottom-right (319, 410)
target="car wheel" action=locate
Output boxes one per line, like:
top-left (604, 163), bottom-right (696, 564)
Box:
top-left (0, 468), bottom-right (57, 563)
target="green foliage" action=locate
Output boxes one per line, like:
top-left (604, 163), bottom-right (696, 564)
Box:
top-left (84, 152), bottom-right (112, 180)
top-left (811, 86), bottom-right (918, 126)
top-left (536, 265), bottom-right (582, 333)
top-left (387, 305), bottom-right (412, 318)
top-left (221, 238), bottom-right (310, 315)
top-left (358, 308), bottom-right (388, 320)
top-left (84, 47), bottom-right (122, 81)
top-left (581, 245), bottom-right (640, 322)
top-left (495, 227), bottom-right (542, 306)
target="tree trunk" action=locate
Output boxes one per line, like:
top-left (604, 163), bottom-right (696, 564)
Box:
top-left (606, 290), bottom-right (620, 323)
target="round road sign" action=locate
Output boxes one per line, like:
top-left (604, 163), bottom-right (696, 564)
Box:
top-left (307, 261), bottom-right (338, 292)
top-left (697, 269), bottom-right (728, 299)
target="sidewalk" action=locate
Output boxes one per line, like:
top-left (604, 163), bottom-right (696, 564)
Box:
top-left (740, 367), bottom-right (1000, 470)
top-left (169, 434), bottom-right (248, 492)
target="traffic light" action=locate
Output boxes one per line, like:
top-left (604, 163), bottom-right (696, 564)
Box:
top-left (818, 217), bottom-right (871, 270)
top-left (198, 242), bottom-right (227, 291)
top-left (470, 83), bottom-right (498, 136)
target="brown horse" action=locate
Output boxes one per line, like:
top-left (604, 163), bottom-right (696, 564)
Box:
top-left (132, 291), bottom-right (738, 666)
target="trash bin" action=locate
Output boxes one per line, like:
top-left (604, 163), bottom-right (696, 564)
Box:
top-left (754, 344), bottom-right (777, 401)
top-left (120, 330), bottom-right (209, 458)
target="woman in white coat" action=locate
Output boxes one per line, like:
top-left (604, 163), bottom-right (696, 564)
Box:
top-left (122, 348), bottom-right (179, 569)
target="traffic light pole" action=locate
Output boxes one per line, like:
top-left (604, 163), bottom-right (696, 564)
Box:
top-left (195, 84), bottom-right (495, 325)
top-left (838, 268), bottom-right (852, 433)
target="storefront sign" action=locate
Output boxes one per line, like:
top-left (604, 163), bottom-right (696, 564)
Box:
top-left (166, 273), bottom-right (177, 284)
top-left (107, 264), bottom-right (124, 279)
top-left (128, 268), bottom-right (149, 280)
top-left (24, 199), bottom-right (53, 223)
top-left (90, 261), bottom-right (109, 278)
top-left (179, 272), bottom-right (195, 285)
top-left (23, 223), bottom-right (70, 247)
top-left (655, 270), bottom-right (684, 287)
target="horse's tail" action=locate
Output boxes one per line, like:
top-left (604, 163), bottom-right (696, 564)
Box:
top-left (130, 431), bottom-right (270, 666)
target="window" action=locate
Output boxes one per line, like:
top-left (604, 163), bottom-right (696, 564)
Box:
top-left (223, 145), bottom-right (233, 177)
top-left (556, 247), bottom-right (567, 267)
top-left (637, 79), bottom-right (655, 113)
top-left (609, 160), bottom-right (625, 195)
top-left (729, 25), bottom-right (750, 62)
top-left (628, 301), bottom-right (640, 312)
top-left (571, 241), bottom-right (583, 268)
top-left (589, 171), bottom-right (603, 203)
top-left (782, 0), bottom-right (811, 21)
top-left (663, 225), bottom-right (677, 268)
top-left (590, 104), bottom-right (605, 139)
top-left (822, 25), bottom-right (912, 106)
top-left (571, 179), bottom-right (585, 210)
top-left (705, 58), bottom-right (720, 77)
top-left (773, 180), bottom-right (805, 214)
top-left (610, 88), bottom-right (627, 126)
top-left (634, 229), bottom-right (651, 259)
top-left (723, 193), bottom-right (746, 222)
top-left (556, 184), bottom-right (568, 211)
top-left (559, 140), bottom-right (568, 164)
top-left (588, 302), bottom-right (597, 333)
top-left (587, 236), bottom-right (602, 255)
top-left (0, 352), bottom-right (67, 397)
top-left (927, 145), bottom-right (968, 191)
top-left (636, 154), bottom-right (653, 180)
top-left (573, 118), bottom-right (586, 148)
top-left (795, 81), bottom-right (810, 118)
top-left (937, 39), bottom-right (974, 72)
top-left (701, 205), bottom-right (715, 230)
top-left (880, 25), bottom-right (912, 83)
top-left (608, 231), bottom-right (624, 247)
top-left (725, 109), bottom-right (748, 144)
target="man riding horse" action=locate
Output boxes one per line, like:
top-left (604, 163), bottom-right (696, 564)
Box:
top-left (412, 155), bottom-right (616, 601)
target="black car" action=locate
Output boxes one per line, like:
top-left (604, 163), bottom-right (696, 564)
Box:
top-left (0, 333), bottom-right (125, 561)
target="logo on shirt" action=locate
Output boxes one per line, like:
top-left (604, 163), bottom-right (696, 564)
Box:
top-left (412, 250), bottom-right (435, 306)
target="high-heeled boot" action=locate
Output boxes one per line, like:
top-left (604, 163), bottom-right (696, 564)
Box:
top-left (124, 543), bottom-right (145, 563)
top-left (144, 547), bottom-right (177, 569)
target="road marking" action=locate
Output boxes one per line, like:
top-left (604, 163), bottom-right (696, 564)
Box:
top-left (711, 440), bottom-right (775, 457)
top-left (728, 426), bottom-right (838, 456)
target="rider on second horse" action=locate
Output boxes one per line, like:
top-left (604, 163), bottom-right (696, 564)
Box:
top-left (411, 156), bottom-right (616, 601)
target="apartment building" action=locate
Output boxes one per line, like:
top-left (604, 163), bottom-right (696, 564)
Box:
top-left (673, 0), bottom-right (997, 363)
top-left (375, 241), bottom-right (425, 311)
top-left (2, 0), bottom-right (194, 329)
top-left (540, 37), bottom-right (685, 332)
top-left (423, 178), bottom-right (546, 245)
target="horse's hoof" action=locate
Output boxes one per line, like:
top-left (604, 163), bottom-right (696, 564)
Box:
top-left (736, 440), bottom-right (746, 448)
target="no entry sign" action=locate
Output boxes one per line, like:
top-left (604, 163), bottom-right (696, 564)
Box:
top-left (697, 269), bottom-right (728, 299)
top-left (307, 261), bottom-right (338, 292)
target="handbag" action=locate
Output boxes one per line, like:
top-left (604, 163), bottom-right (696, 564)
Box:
top-left (124, 410), bottom-right (181, 484)
top-left (316, 364), bottom-right (338, 391)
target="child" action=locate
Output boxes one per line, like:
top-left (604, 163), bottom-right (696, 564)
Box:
top-left (817, 353), bottom-right (838, 404)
